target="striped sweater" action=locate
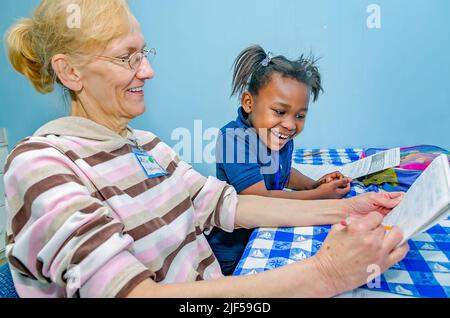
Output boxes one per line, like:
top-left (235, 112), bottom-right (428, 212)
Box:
top-left (3, 117), bottom-right (237, 298)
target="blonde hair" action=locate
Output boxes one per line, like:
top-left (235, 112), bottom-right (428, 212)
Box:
top-left (5, 0), bottom-right (133, 95)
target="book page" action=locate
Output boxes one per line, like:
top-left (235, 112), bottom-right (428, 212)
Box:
top-left (383, 154), bottom-right (450, 244)
top-left (340, 148), bottom-right (400, 179)
top-left (295, 148), bottom-right (400, 181)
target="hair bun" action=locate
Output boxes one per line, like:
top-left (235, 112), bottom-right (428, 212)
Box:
top-left (6, 18), bottom-right (54, 93)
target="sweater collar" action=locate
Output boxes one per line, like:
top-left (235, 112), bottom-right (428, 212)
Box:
top-left (33, 116), bottom-right (135, 142)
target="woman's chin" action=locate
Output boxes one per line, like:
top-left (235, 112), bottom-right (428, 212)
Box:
top-left (127, 102), bottom-right (146, 118)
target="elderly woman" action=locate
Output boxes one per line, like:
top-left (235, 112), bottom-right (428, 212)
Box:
top-left (4, 0), bottom-right (408, 298)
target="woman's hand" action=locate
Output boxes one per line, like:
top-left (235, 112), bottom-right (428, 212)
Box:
top-left (315, 178), bottom-right (351, 199)
top-left (346, 191), bottom-right (405, 217)
top-left (312, 212), bottom-right (409, 296)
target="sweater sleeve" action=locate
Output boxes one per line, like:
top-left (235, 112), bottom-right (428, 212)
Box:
top-left (4, 141), bottom-right (153, 298)
top-left (158, 142), bottom-right (238, 233)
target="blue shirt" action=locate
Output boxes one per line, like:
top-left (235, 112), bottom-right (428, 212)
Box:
top-left (216, 107), bottom-right (294, 192)
top-left (207, 107), bottom-right (294, 275)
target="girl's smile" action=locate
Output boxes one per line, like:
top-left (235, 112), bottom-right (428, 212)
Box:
top-left (269, 127), bottom-right (296, 148)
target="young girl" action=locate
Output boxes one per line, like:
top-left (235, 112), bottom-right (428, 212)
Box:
top-left (207, 45), bottom-right (352, 275)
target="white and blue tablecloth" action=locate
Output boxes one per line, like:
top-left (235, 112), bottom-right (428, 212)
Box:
top-left (234, 149), bottom-right (450, 298)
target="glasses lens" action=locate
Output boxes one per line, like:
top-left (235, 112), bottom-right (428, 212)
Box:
top-left (130, 48), bottom-right (156, 70)
top-left (130, 53), bottom-right (143, 70)
top-left (148, 48), bottom-right (156, 59)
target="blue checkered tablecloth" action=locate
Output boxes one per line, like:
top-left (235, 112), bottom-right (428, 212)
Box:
top-left (293, 148), bottom-right (363, 166)
top-left (234, 149), bottom-right (450, 298)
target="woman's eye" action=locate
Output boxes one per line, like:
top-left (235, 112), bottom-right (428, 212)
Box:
top-left (273, 109), bottom-right (285, 116)
top-left (296, 114), bottom-right (306, 119)
top-left (117, 53), bottom-right (131, 62)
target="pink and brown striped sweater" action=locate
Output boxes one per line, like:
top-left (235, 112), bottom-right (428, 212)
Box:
top-left (3, 117), bottom-right (237, 298)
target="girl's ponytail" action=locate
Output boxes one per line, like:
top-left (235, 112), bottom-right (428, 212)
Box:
top-left (231, 45), bottom-right (267, 97)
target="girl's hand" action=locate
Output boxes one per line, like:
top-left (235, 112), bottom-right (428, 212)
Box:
top-left (346, 191), bottom-right (405, 217)
top-left (316, 178), bottom-right (351, 199)
top-left (315, 171), bottom-right (351, 187)
top-left (312, 212), bottom-right (409, 296)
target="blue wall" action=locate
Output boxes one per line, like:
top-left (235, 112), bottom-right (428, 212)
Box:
top-left (1, 0), bottom-right (449, 176)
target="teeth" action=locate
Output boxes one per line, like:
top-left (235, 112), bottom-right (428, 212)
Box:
top-left (271, 130), bottom-right (292, 139)
top-left (127, 87), bottom-right (143, 92)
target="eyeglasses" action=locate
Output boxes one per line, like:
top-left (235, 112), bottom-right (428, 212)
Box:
top-left (96, 47), bottom-right (156, 70)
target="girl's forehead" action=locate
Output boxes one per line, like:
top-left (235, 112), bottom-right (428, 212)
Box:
top-left (258, 75), bottom-right (310, 108)
top-left (264, 75), bottom-right (308, 94)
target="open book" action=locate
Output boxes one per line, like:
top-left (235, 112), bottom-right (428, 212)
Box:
top-left (298, 148), bottom-right (400, 180)
top-left (383, 154), bottom-right (450, 244)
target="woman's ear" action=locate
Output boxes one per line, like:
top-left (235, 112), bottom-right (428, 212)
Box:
top-left (51, 54), bottom-right (83, 92)
top-left (241, 92), bottom-right (254, 114)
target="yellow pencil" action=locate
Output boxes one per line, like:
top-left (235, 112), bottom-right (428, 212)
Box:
top-left (303, 151), bottom-right (323, 158)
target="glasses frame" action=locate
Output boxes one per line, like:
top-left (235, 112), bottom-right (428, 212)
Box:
top-left (96, 47), bottom-right (156, 70)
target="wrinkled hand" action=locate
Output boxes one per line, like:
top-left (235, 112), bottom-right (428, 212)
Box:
top-left (316, 178), bottom-right (351, 199)
top-left (316, 171), bottom-right (351, 185)
top-left (347, 191), bottom-right (405, 217)
top-left (313, 212), bottom-right (409, 296)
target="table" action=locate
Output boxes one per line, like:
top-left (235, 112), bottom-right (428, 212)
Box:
top-left (233, 149), bottom-right (450, 298)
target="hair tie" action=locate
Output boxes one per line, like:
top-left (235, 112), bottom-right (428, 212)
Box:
top-left (261, 52), bottom-right (273, 67)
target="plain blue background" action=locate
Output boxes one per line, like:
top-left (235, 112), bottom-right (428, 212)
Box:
top-left (1, 0), bottom-right (449, 176)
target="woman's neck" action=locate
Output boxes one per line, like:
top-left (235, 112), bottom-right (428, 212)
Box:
top-left (71, 100), bottom-right (129, 137)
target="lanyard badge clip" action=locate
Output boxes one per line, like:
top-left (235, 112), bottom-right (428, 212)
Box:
top-left (129, 138), bottom-right (169, 178)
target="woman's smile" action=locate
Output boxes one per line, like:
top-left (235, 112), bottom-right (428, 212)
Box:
top-left (126, 86), bottom-right (145, 96)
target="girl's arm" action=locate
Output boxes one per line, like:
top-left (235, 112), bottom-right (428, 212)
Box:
top-left (240, 179), bottom-right (350, 200)
top-left (286, 167), bottom-right (318, 190)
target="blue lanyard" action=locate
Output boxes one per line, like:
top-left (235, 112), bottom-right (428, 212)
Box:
top-left (275, 143), bottom-right (293, 190)
top-left (275, 169), bottom-right (281, 191)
